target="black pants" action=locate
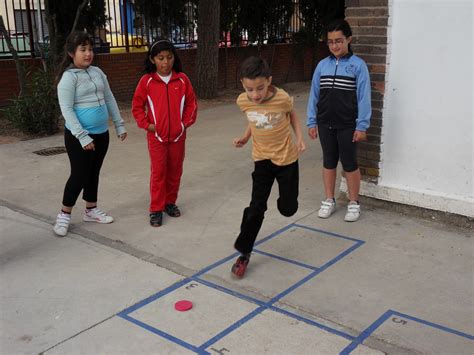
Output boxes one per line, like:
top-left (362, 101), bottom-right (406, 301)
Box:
top-left (62, 129), bottom-right (109, 207)
top-left (234, 160), bottom-right (299, 255)
top-left (318, 126), bottom-right (358, 172)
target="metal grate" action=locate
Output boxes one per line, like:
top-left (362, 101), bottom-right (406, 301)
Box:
top-left (33, 146), bottom-right (67, 156)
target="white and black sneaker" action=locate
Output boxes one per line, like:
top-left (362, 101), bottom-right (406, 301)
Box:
top-left (344, 201), bottom-right (361, 222)
top-left (318, 198), bottom-right (336, 219)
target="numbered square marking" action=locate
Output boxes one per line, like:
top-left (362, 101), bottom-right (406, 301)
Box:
top-left (207, 309), bottom-right (382, 355)
top-left (366, 314), bottom-right (473, 355)
top-left (200, 252), bottom-right (313, 299)
top-left (255, 225), bottom-right (360, 269)
top-left (45, 316), bottom-right (195, 355)
top-left (128, 281), bottom-right (258, 346)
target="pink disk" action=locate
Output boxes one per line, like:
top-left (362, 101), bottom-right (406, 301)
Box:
top-left (174, 300), bottom-right (193, 312)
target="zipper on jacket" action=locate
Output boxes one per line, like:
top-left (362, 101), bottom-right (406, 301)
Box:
top-left (166, 83), bottom-right (171, 142)
top-left (329, 58), bottom-right (339, 130)
top-left (86, 69), bottom-right (101, 106)
top-left (331, 58), bottom-right (339, 89)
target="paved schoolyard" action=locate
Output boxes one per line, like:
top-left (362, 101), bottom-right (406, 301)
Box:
top-left (0, 89), bottom-right (472, 354)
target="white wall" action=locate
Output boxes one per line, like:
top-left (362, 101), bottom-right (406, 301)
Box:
top-left (362, 0), bottom-right (473, 217)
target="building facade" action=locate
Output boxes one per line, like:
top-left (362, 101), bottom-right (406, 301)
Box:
top-left (346, 0), bottom-right (473, 217)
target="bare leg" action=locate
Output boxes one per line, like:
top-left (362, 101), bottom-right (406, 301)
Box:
top-left (323, 168), bottom-right (337, 199)
top-left (345, 168), bottom-right (361, 201)
top-left (85, 201), bottom-right (96, 209)
top-left (61, 205), bottom-right (73, 213)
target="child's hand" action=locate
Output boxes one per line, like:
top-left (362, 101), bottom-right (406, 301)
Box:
top-left (308, 127), bottom-right (318, 140)
top-left (119, 132), bottom-right (127, 141)
top-left (297, 139), bottom-right (306, 154)
top-left (353, 130), bottom-right (367, 142)
top-left (147, 124), bottom-right (156, 133)
top-left (233, 136), bottom-right (249, 148)
top-left (83, 142), bottom-right (95, 151)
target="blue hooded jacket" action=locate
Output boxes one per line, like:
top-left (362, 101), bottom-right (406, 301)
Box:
top-left (307, 53), bottom-right (371, 131)
top-left (57, 65), bottom-right (126, 147)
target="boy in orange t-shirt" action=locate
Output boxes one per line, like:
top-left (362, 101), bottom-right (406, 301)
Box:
top-left (231, 56), bottom-right (306, 278)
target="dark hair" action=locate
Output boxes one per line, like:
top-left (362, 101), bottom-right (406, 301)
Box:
top-left (56, 31), bottom-right (94, 84)
top-left (144, 39), bottom-right (182, 74)
top-left (326, 19), bottom-right (353, 52)
top-left (239, 56), bottom-right (272, 79)
top-left (326, 19), bottom-right (353, 37)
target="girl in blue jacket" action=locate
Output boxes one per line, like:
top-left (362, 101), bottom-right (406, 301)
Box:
top-left (53, 32), bottom-right (127, 237)
top-left (307, 19), bottom-right (371, 222)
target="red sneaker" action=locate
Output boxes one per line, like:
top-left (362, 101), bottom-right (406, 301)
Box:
top-left (231, 255), bottom-right (250, 278)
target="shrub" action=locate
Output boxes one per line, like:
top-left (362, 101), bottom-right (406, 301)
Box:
top-left (2, 69), bottom-right (60, 135)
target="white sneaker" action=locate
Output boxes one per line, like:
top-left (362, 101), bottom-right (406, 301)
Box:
top-left (83, 207), bottom-right (114, 224)
top-left (53, 211), bottom-right (71, 237)
top-left (318, 198), bottom-right (336, 218)
top-left (344, 201), bottom-right (361, 222)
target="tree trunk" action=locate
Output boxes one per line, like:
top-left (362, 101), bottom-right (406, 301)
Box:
top-left (71, 0), bottom-right (90, 34)
top-left (0, 15), bottom-right (27, 96)
top-left (44, 0), bottom-right (58, 67)
top-left (195, 0), bottom-right (220, 99)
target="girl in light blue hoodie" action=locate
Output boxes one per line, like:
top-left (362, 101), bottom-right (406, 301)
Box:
top-left (53, 32), bottom-right (127, 237)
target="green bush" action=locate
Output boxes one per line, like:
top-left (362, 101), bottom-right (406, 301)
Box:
top-left (2, 69), bottom-right (60, 135)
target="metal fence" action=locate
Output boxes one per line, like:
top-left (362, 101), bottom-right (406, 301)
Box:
top-left (0, 0), bottom-right (303, 58)
top-left (0, 0), bottom-right (48, 57)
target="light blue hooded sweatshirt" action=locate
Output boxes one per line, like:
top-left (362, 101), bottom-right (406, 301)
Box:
top-left (57, 65), bottom-right (126, 147)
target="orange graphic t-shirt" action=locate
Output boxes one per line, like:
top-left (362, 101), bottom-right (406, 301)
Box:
top-left (237, 87), bottom-right (298, 166)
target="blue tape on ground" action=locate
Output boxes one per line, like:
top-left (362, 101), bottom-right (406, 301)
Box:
top-left (118, 313), bottom-right (200, 352)
top-left (192, 276), bottom-right (266, 307)
top-left (252, 249), bottom-right (320, 270)
top-left (197, 306), bottom-right (264, 351)
top-left (340, 310), bottom-right (392, 354)
top-left (119, 223), bottom-right (366, 354)
top-left (293, 223), bottom-right (364, 243)
top-left (118, 278), bottom-right (190, 316)
top-left (269, 305), bottom-right (356, 341)
top-left (389, 310), bottom-right (474, 341)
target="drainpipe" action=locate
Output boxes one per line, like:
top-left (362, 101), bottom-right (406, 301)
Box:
top-left (122, 0), bottom-right (129, 52)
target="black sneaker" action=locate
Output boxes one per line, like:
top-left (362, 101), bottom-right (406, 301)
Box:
top-left (231, 254), bottom-right (250, 278)
top-left (149, 211), bottom-right (163, 227)
top-left (165, 204), bottom-right (181, 217)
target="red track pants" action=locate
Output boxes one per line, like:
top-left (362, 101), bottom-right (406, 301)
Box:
top-left (147, 134), bottom-right (185, 212)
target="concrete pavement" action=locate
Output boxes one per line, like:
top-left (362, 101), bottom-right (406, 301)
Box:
top-left (0, 89), bottom-right (473, 354)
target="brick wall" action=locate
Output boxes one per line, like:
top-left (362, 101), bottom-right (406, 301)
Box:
top-left (346, 0), bottom-right (389, 182)
top-left (0, 58), bottom-right (42, 105)
top-left (0, 42), bottom-right (328, 106)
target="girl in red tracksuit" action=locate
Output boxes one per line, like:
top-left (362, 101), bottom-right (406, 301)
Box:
top-left (132, 39), bottom-right (197, 227)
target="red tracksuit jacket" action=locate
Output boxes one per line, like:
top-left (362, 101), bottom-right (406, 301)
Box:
top-left (132, 71), bottom-right (197, 142)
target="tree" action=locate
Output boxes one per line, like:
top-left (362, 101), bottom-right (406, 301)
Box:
top-left (133, 0), bottom-right (192, 41)
top-left (240, 0), bottom-right (293, 45)
top-left (297, 0), bottom-right (345, 69)
top-left (45, 0), bottom-right (107, 65)
top-left (195, 0), bottom-right (220, 99)
top-left (1, 16), bottom-right (59, 135)
top-left (0, 15), bottom-right (27, 96)
top-left (298, 0), bottom-right (345, 46)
